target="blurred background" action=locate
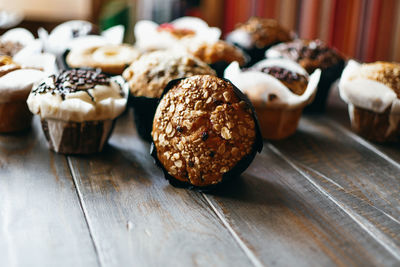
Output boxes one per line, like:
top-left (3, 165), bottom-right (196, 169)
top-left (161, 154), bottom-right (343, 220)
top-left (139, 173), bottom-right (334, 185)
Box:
top-left (0, 0), bottom-right (399, 62)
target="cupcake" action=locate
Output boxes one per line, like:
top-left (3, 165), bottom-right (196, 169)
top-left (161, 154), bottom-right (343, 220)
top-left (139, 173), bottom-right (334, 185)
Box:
top-left (151, 75), bottom-right (262, 190)
top-left (66, 44), bottom-right (140, 75)
top-left (27, 69), bottom-right (128, 153)
top-left (226, 17), bottom-right (292, 66)
top-left (122, 50), bottom-right (215, 141)
top-left (0, 40), bottom-right (24, 57)
top-left (266, 39), bottom-right (345, 112)
top-left (187, 40), bottom-right (247, 77)
top-left (0, 56), bottom-right (46, 132)
top-left (224, 58), bottom-right (321, 140)
top-left (339, 60), bottom-right (400, 142)
top-left (134, 17), bottom-right (221, 52)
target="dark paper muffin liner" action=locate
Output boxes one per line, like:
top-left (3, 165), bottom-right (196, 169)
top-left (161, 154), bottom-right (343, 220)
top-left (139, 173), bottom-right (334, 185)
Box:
top-left (0, 101), bottom-right (32, 133)
top-left (230, 42), bottom-right (280, 68)
top-left (150, 77), bottom-right (263, 192)
top-left (129, 95), bottom-right (159, 142)
top-left (41, 119), bottom-right (116, 154)
top-left (209, 61), bottom-right (231, 78)
top-left (304, 59), bottom-right (345, 113)
top-left (349, 105), bottom-right (400, 143)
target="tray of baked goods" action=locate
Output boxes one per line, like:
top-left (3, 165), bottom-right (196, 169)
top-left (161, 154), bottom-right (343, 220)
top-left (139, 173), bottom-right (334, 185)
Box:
top-left (1, 17), bottom-right (400, 267)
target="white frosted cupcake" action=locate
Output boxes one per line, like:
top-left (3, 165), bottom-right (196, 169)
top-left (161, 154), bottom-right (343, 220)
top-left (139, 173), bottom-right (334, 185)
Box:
top-left (225, 58), bottom-right (321, 139)
top-left (339, 60), bottom-right (400, 142)
top-left (134, 17), bottom-right (221, 52)
top-left (0, 56), bottom-right (46, 132)
top-left (27, 69), bottom-right (128, 153)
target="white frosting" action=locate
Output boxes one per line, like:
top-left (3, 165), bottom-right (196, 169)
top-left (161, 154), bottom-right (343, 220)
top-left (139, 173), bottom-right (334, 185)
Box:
top-left (226, 29), bottom-right (253, 49)
top-left (1, 28), bottom-right (35, 46)
top-left (224, 59), bottom-right (321, 109)
top-left (0, 69), bottom-right (47, 102)
top-left (134, 17), bottom-right (221, 51)
top-left (339, 60), bottom-right (400, 138)
top-left (41, 21), bottom-right (124, 55)
top-left (27, 75), bottom-right (128, 122)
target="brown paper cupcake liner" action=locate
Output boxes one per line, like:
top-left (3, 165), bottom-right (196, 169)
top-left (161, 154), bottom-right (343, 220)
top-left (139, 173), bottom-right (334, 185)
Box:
top-left (41, 119), bottom-right (115, 154)
top-left (0, 101), bottom-right (32, 133)
top-left (255, 105), bottom-right (303, 140)
top-left (349, 104), bottom-right (400, 142)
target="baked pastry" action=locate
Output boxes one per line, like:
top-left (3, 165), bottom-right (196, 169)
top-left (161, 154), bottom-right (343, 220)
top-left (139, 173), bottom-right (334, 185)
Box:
top-left (66, 44), bottom-right (139, 74)
top-left (0, 57), bottom-right (46, 132)
top-left (226, 17), bottom-right (292, 66)
top-left (266, 39), bottom-right (345, 112)
top-left (187, 40), bottom-right (247, 77)
top-left (339, 60), bottom-right (400, 142)
top-left (225, 58), bottom-right (321, 139)
top-left (27, 69), bottom-right (128, 153)
top-left (0, 40), bottom-right (24, 57)
top-left (151, 75), bottom-right (262, 190)
top-left (122, 50), bottom-right (215, 140)
top-left (134, 17), bottom-right (221, 51)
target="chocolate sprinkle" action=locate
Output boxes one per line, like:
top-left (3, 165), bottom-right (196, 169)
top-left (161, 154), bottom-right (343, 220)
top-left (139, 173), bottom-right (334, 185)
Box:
top-left (33, 69), bottom-right (114, 101)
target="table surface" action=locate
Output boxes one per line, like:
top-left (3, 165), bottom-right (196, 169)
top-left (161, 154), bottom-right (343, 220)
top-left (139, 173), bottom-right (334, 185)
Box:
top-left (1, 87), bottom-right (400, 267)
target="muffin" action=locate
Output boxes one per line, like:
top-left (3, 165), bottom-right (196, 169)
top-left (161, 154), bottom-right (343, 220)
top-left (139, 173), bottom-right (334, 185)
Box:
top-left (187, 40), bottom-right (247, 77)
top-left (339, 60), bottom-right (400, 142)
top-left (151, 75), bottom-right (262, 190)
top-left (0, 40), bottom-right (24, 57)
top-left (266, 39), bottom-right (345, 112)
top-left (27, 69), bottom-right (128, 153)
top-left (134, 16), bottom-right (221, 52)
top-left (224, 58), bottom-right (321, 140)
top-left (226, 17), bottom-right (292, 67)
top-left (122, 50), bottom-right (216, 141)
top-left (0, 56), bottom-right (46, 132)
top-left (66, 44), bottom-right (139, 75)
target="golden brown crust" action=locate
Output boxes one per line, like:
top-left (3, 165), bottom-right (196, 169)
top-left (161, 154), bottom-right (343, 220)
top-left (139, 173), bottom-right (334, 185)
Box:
top-left (350, 62), bottom-right (400, 98)
top-left (66, 44), bottom-right (139, 75)
top-left (0, 56), bottom-right (21, 78)
top-left (152, 75), bottom-right (256, 186)
top-left (157, 24), bottom-right (195, 39)
top-left (235, 17), bottom-right (292, 48)
top-left (122, 51), bottom-right (215, 98)
top-left (190, 40), bottom-right (246, 66)
top-left (0, 40), bottom-right (24, 57)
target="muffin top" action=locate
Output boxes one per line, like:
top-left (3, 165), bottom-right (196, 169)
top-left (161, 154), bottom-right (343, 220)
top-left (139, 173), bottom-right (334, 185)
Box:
top-left (66, 44), bottom-right (140, 74)
top-left (0, 56), bottom-right (21, 78)
top-left (227, 17), bottom-right (292, 49)
top-left (267, 39), bottom-right (344, 73)
top-left (0, 40), bottom-right (24, 57)
top-left (250, 65), bottom-right (308, 96)
top-left (188, 40), bottom-right (246, 66)
top-left (157, 23), bottom-right (195, 39)
top-left (224, 58), bottom-right (321, 108)
top-left (350, 62), bottom-right (400, 98)
top-left (122, 50), bottom-right (215, 98)
top-left (339, 60), bottom-right (400, 114)
top-left (27, 69), bottom-right (128, 122)
top-left (152, 75), bottom-right (257, 187)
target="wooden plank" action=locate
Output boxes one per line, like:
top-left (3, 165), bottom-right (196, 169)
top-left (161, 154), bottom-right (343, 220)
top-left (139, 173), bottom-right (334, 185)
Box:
top-left (67, 109), bottom-right (253, 267)
top-left (0, 117), bottom-right (99, 267)
top-left (204, 146), bottom-right (400, 266)
top-left (268, 116), bottom-right (400, 242)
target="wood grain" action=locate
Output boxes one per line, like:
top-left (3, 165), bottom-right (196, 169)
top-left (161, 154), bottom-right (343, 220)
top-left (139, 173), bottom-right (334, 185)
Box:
top-left (204, 146), bottom-right (400, 266)
top-left (67, 110), bottom-right (253, 267)
top-left (0, 117), bottom-right (99, 267)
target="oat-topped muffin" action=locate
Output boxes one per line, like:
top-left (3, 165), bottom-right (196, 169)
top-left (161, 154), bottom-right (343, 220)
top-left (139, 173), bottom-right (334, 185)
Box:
top-left (122, 50), bottom-right (215, 140)
top-left (267, 39), bottom-right (345, 112)
top-left (151, 75), bottom-right (262, 189)
top-left (339, 60), bottom-right (400, 142)
top-left (225, 58), bottom-right (321, 140)
top-left (226, 17), bottom-right (292, 66)
top-left (187, 40), bottom-right (246, 77)
top-left (0, 56), bottom-right (21, 77)
top-left (27, 69), bottom-right (128, 153)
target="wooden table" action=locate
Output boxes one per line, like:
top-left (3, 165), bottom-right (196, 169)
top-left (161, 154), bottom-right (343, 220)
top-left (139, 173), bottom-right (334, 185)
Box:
top-left (1, 87), bottom-right (400, 267)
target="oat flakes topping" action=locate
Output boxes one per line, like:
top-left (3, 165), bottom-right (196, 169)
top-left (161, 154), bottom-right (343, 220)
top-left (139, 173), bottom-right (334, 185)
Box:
top-left (152, 75), bottom-right (256, 186)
